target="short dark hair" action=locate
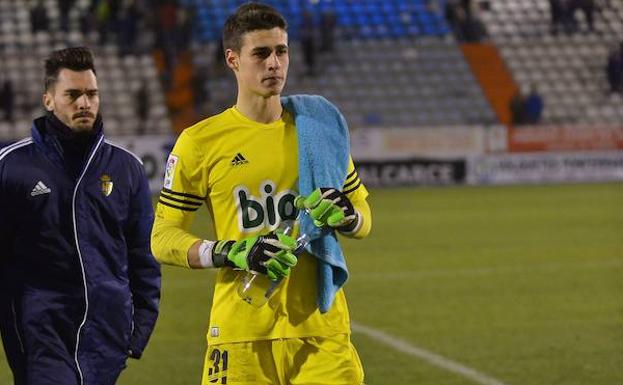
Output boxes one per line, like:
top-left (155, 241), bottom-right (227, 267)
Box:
top-left (44, 47), bottom-right (96, 91)
top-left (222, 2), bottom-right (287, 52)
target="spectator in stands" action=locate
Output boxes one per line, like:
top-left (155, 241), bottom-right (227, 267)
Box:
top-left (572, 0), bottom-right (595, 33)
top-left (129, 0), bottom-right (152, 55)
top-left (30, 0), bottom-right (49, 33)
top-left (320, 9), bottom-right (336, 53)
top-left (445, 0), bottom-right (487, 42)
top-left (118, 1), bottom-right (140, 56)
top-left (300, 10), bottom-right (316, 76)
top-left (155, 0), bottom-right (179, 89)
top-left (79, 5), bottom-right (97, 38)
top-left (445, 0), bottom-right (466, 40)
top-left (110, 0), bottom-right (122, 18)
top-left (510, 89), bottom-right (526, 126)
top-left (136, 81), bottom-right (150, 135)
top-left (0, 46), bottom-right (160, 385)
top-left (58, 0), bottom-right (76, 33)
top-left (461, 13), bottom-right (488, 42)
top-left (524, 85), bottom-right (544, 124)
top-left (549, 0), bottom-right (580, 35)
top-left (95, 0), bottom-right (111, 43)
top-left (95, 0), bottom-right (122, 44)
top-left (606, 43), bottom-right (623, 93)
top-left (461, 0), bottom-right (473, 17)
top-left (0, 79), bottom-right (15, 123)
top-left (549, 0), bottom-right (564, 34)
top-left (175, 5), bottom-right (195, 52)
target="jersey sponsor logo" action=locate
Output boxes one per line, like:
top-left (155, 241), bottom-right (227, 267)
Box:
top-left (234, 180), bottom-right (298, 233)
top-left (230, 152), bottom-right (249, 166)
top-left (100, 174), bottom-right (114, 196)
top-left (163, 154), bottom-right (178, 189)
top-left (30, 181), bottom-right (51, 196)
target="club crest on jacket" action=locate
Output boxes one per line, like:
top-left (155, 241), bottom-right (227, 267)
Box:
top-left (100, 174), bottom-right (114, 196)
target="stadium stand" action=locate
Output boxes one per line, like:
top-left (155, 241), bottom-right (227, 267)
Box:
top-left (184, 0), bottom-right (451, 41)
top-left (189, 0), bottom-right (497, 128)
top-left (1, 0), bottom-right (620, 135)
top-left (479, 0), bottom-right (623, 124)
top-left (0, 0), bottom-right (172, 139)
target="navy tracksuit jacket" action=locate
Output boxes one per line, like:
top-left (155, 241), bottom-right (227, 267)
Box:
top-left (0, 117), bottom-right (161, 385)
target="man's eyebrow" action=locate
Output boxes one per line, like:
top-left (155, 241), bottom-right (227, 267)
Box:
top-left (251, 46), bottom-right (271, 52)
top-left (251, 44), bottom-right (288, 52)
top-left (63, 88), bottom-right (98, 93)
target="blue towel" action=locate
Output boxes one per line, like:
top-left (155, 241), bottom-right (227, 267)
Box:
top-left (281, 95), bottom-right (350, 313)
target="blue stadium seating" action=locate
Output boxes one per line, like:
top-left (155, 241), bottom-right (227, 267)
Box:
top-left (181, 0), bottom-right (450, 42)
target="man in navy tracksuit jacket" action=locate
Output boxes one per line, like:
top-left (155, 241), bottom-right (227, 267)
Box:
top-left (0, 47), bottom-right (161, 385)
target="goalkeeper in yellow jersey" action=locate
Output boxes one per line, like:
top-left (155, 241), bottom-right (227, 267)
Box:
top-left (151, 3), bottom-right (372, 384)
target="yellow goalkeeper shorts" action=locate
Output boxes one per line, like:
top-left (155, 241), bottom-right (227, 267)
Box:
top-left (201, 333), bottom-right (364, 385)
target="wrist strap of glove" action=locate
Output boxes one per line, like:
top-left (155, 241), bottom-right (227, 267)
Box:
top-left (337, 210), bottom-right (362, 234)
top-left (211, 240), bottom-right (236, 268)
top-left (197, 240), bottom-right (216, 268)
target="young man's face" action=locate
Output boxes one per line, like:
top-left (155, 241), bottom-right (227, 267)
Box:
top-left (228, 27), bottom-right (289, 97)
top-left (43, 68), bottom-right (100, 132)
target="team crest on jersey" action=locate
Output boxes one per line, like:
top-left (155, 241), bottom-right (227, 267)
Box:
top-left (100, 174), bottom-right (113, 196)
top-left (164, 154), bottom-right (178, 189)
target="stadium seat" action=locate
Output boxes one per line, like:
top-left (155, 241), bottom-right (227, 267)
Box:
top-left (478, 0), bottom-right (623, 123)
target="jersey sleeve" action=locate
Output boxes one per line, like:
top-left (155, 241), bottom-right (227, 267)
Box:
top-left (151, 131), bottom-right (207, 267)
top-left (341, 156), bottom-right (372, 239)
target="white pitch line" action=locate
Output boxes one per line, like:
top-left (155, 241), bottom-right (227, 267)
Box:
top-left (352, 322), bottom-right (512, 385)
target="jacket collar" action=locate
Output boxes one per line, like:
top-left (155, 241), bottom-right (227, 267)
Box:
top-left (31, 114), bottom-right (105, 175)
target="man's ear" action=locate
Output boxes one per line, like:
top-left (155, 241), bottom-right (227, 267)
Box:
top-left (43, 91), bottom-right (54, 112)
top-left (225, 49), bottom-right (239, 71)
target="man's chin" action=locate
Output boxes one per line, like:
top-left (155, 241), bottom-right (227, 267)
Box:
top-left (261, 87), bottom-right (284, 98)
top-left (71, 120), bottom-right (94, 132)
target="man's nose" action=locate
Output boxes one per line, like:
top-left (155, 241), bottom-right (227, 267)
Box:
top-left (77, 94), bottom-right (91, 109)
top-left (268, 52), bottom-right (281, 70)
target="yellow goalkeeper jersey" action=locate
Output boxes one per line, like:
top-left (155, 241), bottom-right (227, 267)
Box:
top-left (152, 106), bottom-right (370, 344)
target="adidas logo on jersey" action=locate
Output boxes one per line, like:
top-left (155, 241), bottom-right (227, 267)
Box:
top-left (231, 153), bottom-right (249, 166)
top-left (31, 181), bottom-right (51, 196)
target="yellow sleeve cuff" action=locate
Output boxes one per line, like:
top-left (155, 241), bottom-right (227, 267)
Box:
top-left (151, 217), bottom-right (201, 268)
top-left (340, 198), bottom-right (372, 239)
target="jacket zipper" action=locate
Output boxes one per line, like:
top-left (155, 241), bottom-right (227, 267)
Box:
top-left (72, 136), bottom-right (104, 385)
top-left (11, 300), bottom-right (25, 354)
top-left (131, 306), bottom-right (135, 336)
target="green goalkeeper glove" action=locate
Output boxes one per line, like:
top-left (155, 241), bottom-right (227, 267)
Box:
top-left (294, 188), bottom-right (358, 231)
top-left (212, 231), bottom-right (298, 281)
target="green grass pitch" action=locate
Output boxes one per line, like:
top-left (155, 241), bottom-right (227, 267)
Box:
top-left (1, 183), bottom-right (622, 385)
